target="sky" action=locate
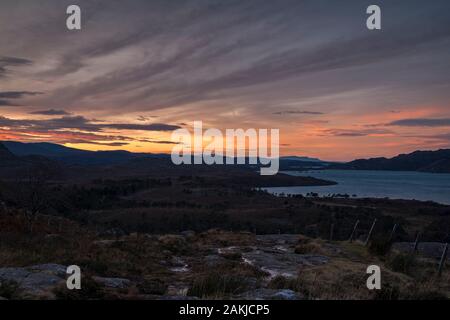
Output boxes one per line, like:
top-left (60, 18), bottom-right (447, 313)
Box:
top-left (0, 0), bottom-right (450, 161)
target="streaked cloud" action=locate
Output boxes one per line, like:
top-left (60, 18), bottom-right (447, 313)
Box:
top-left (388, 118), bottom-right (450, 127)
top-left (0, 91), bottom-right (42, 107)
top-left (273, 110), bottom-right (324, 115)
top-left (0, 56), bottom-right (32, 77)
top-left (0, 115), bottom-right (179, 132)
top-left (30, 109), bottom-right (71, 116)
top-left (321, 128), bottom-right (394, 137)
top-left (0, 91), bottom-right (42, 99)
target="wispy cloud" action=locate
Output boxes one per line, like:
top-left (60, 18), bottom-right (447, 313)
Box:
top-left (273, 110), bottom-right (324, 115)
top-left (0, 115), bottom-right (180, 132)
top-left (30, 109), bottom-right (71, 116)
top-left (0, 115), bottom-right (180, 145)
top-left (0, 91), bottom-right (42, 107)
top-left (0, 99), bottom-right (20, 106)
top-left (0, 56), bottom-right (32, 77)
top-left (388, 118), bottom-right (450, 127)
top-left (0, 91), bottom-right (42, 99)
top-left (321, 128), bottom-right (394, 137)
top-left (137, 115), bottom-right (158, 122)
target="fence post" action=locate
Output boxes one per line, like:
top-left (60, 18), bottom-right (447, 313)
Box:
top-left (413, 232), bottom-right (420, 253)
top-left (349, 220), bottom-right (359, 243)
top-left (438, 243), bottom-right (448, 277)
top-left (389, 224), bottom-right (398, 242)
top-left (365, 218), bottom-right (377, 246)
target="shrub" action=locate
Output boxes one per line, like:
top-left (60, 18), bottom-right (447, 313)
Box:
top-left (137, 279), bottom-right (167, 295)
top-left (219, 251), bottom-right (242, 260)
top-left (373, 284), bottom-right (400, 300)
top-left (0, 280), bottom-right (20, 300)
top-left (297, 235), bottom-right (311, 245)
top-left (158, 235), bottom-right (189, 254)
top-left (294, 243), bottom-right (321, 254)
top-left (267, 276), bottom-right (290, 289)
top-left (404, 289), bottom-right (448, 300)
top-left (387, 253), bottom-right (416, 275)
top-left (368, 236), bottom-right (392, 256)
top-left (53, 276), bottom-right (105, 300)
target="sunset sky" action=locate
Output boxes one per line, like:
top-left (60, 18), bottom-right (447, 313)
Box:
top-left (1, 0), bottom-right (450, 161)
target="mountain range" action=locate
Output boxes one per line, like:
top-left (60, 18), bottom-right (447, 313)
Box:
top-left (1, 141), bottom-right (165, 166)
top-left (331, 149), bottom-right (450, 173)
top-left (1, 141), bottom-right (332, 169)
top-left (1, 141), bottom-right (450, 173)
top-left (0, 142), bottom-right (16, 162)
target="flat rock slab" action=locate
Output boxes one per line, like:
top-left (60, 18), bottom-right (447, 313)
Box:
top-left (0, 265), bottom-right (67, 298)
top-left (92, 276), bottom-right (131, 289)
top-left (243, 250), bottom-right (329, 278)
top-left (238, 289), bottom-right (303, 300)
top-left (27, 264), bottom-right (67, 277)
top-left (255, 234), bottom-right (300, 246)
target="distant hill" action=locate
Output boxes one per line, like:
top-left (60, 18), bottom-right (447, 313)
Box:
top-left (9, 141), bottom-right (449, 173)
top-left (2, 141), bottom-right (167, 166)
top-left (278, 156), bottom-right (332, 171)
top-left (0, 142), bottom-right (17, 162)
top-left (0, 143), bottom-right (15, 157)
top-left (280, 156), bottom-right (323, 163)
top-left (2, 141), bottom-right (334, 169)
top-left (332, 149), bottom-right (450, 173)
top-left (2, 141), bottom-right (87, 157)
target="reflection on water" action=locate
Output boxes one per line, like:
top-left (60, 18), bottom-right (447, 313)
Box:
top-left (264, 170), bottom-right (450, 205)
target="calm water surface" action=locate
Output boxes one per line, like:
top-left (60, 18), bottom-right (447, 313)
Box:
top-left (264, 170), bottom-right (450, 205)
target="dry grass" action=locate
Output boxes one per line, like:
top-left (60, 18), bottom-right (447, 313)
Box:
top-left (0, 212), bottom-right (448, 300)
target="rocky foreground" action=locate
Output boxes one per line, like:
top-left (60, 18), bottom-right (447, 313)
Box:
top-left (1, 230), bottom-right (448, 300)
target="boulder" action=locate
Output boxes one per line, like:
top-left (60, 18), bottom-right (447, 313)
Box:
top-left (239, 289), bottom-right (303, 300)
top-left (158, 235), bottom-right (188, 253)
top-left (92, 276), bottom-right (131, 289)
top-left (27, 264), bottom-right (67, 278)
top-left (0, 265), bottom-right (66, 298)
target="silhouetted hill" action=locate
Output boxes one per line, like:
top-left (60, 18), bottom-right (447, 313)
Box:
top-left (278, 157), bottom-right (332, 171)
top-left (332, 149), bottom-right (450, 173)
top-left (0, 142), bottom-right (16, 161)
top-left (2, 141), bottom-right (87, 157)
top-left (2, 141), bottom-right (167, 165)
top-left (2, 141), bottom-right (333, 169)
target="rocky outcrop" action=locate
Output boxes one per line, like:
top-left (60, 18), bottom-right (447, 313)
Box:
top-left (0, 264), bottom-right (67, 299)
top-left (0, 264), bottom-right (133, 299)
top-left (92, 276), bottom-right (131, 289)
top-left (239, 289), bottom-right (303, 300)
top-left (240, 235), bottom-right (329, 279)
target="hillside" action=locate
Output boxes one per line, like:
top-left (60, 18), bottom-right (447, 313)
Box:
top-left (1, 141), bottom-right (163, 166)
top-left (0, 143), bottom-right (16, 160)
top-left (2, 141), bottom-right (333, 170)
top-left (0, 142), bottom-right (21, 168)
top-left (332, 149), bottom-right (450, 173)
